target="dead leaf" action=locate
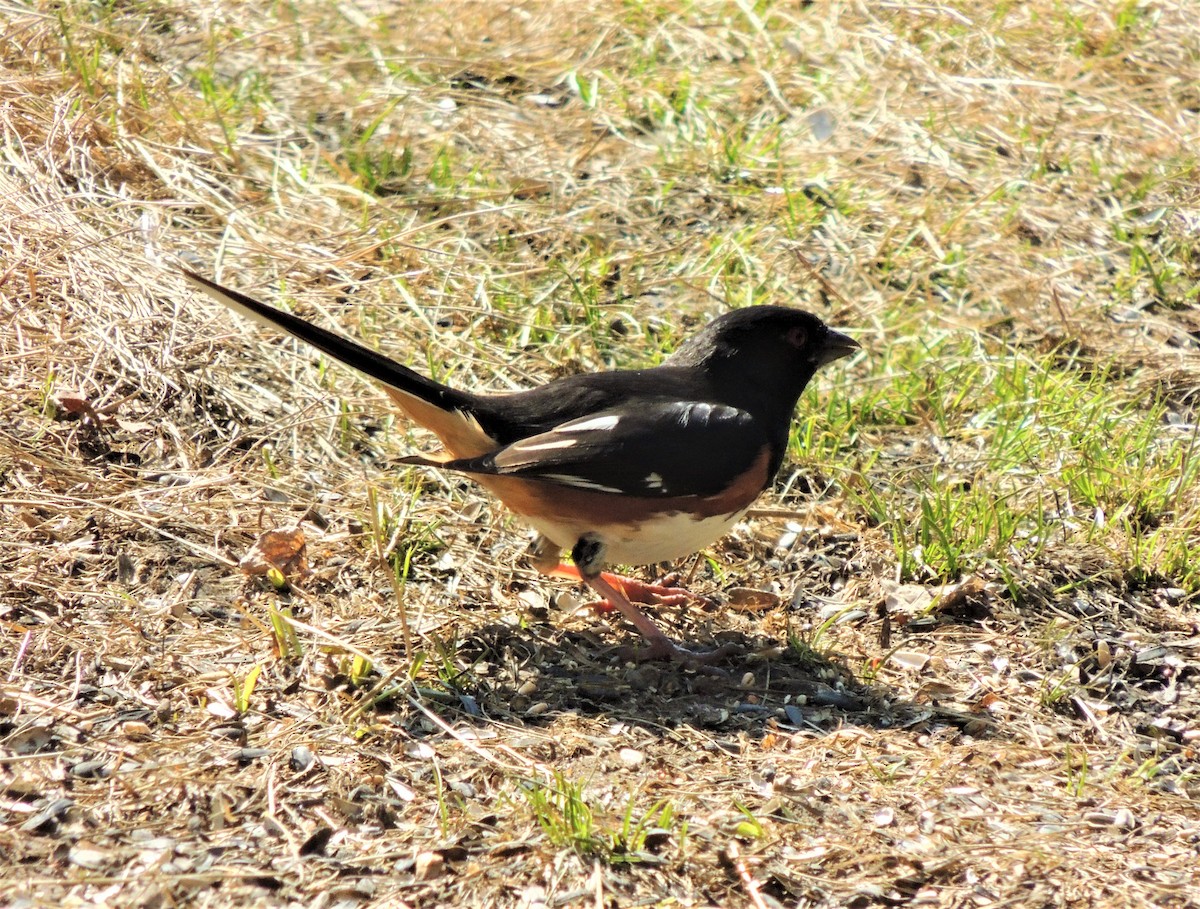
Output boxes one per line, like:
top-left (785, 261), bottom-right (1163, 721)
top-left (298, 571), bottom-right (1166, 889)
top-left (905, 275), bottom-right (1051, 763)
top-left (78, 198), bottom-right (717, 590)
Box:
top-left (55, 392), bottom-right (103, 424)
top-left (239, 527), bottom-right (308, 579)
top-left (727, 587), bottom-right (781, 612)
top-left (930, 576), bottom-right (991, 617)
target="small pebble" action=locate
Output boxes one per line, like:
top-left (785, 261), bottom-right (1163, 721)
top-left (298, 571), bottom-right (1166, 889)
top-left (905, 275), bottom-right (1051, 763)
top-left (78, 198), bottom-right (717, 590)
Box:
top-left (414, 851), bottom-right (444, 880)
top-left (618, 748), bottom-right (644, 768)
top-left (68, 845), bottom-right (107, 870)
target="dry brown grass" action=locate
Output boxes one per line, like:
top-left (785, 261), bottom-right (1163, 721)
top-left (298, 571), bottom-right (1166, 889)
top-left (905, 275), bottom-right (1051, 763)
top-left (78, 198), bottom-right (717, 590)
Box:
top-left (2, 1), bottom-right (1199, 906)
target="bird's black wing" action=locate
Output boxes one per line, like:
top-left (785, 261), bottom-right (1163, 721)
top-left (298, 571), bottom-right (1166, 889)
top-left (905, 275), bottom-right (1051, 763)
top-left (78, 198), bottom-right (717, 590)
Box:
top-left (445, 401), bottom-right (769, 498)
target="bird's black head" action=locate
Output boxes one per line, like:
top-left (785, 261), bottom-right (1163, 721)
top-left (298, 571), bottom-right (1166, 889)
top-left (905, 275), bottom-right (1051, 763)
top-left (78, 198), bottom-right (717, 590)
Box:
top-left (667, 305), bottom-right (858, 415)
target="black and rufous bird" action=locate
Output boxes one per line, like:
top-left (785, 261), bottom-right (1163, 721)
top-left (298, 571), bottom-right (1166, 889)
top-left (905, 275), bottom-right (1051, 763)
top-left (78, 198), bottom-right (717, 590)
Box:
top-left (182, 268), bottom-right (858, 664)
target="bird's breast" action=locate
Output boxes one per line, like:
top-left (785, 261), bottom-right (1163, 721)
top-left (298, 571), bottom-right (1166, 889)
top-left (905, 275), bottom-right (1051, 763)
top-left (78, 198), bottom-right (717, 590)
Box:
top-left (528, 507), bottom-right (753, 566)
top-left (475, 447), bottom-right (770, 566)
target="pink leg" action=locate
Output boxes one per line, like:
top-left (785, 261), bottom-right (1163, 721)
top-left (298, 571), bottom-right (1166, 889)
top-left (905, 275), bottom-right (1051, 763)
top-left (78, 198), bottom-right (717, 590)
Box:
top-left (525, 535), bottom-right (735, 667)
top-left (546, 563), bottom-right (694, 612)
top-left (582, 573), bottom-right (737, 667)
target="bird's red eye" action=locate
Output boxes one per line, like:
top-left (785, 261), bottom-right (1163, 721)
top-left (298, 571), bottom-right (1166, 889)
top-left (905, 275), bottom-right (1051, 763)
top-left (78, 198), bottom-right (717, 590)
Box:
top-left (786, 327), bottom-right (807, 348)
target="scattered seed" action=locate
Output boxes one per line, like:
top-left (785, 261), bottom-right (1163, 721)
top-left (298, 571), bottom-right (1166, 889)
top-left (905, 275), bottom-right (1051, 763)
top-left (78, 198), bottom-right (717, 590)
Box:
top-left (122, 720), bottom-right (152, 739)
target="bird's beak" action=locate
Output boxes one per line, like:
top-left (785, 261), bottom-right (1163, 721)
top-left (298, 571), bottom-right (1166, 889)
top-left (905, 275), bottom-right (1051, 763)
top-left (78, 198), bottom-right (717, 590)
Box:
top-left (816, 327), bottom-right (860, 366)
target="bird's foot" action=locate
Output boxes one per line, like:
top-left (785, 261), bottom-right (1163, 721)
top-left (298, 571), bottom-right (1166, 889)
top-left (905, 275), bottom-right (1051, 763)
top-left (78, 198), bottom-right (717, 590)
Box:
top-left (589, 571), bottom-right (697, 612)
top-left (548, 564), bottom-right (701, 613)
top-left (579, 568), bottom-right (739, 675)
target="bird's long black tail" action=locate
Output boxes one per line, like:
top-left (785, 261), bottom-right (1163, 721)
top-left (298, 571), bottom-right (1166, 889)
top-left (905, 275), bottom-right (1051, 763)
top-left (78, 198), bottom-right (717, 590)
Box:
top-left (181, 268), bottom-right (472, 413)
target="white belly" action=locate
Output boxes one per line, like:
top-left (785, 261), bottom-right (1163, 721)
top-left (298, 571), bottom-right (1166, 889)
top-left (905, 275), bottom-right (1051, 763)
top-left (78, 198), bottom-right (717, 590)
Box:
top-left (525, 508), bottom-right (750, 567)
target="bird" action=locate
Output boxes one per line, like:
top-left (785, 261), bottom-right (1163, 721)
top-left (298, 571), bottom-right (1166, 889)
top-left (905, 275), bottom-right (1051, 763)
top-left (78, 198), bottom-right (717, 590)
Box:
top-left (181, 267), bottom-right (858, 665)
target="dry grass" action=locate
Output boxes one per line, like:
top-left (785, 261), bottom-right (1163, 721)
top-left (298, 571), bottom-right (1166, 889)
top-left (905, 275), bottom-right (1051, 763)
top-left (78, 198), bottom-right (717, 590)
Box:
top-left (2, 1), bottom-right (1199, 906)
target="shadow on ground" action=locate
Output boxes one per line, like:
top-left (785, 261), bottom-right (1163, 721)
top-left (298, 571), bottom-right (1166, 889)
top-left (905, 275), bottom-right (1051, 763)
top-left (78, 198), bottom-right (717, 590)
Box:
top-left (393, 620), bottom-right (998, 744)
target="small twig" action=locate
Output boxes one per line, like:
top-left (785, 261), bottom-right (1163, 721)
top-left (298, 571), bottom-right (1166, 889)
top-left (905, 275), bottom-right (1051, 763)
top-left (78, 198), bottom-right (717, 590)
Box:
top-left (1049, 283), bottom-right (1074, 336)
top-left (7, 630), bottom-right (32, 680)
top-left (0, 684), bottom-right (88, 720)
top-left (726, 842), bottom-right (769, 909)
top-left (790, 249), bottom-right (854, 312)
top-left (590, 860), bottom-right (604, 909)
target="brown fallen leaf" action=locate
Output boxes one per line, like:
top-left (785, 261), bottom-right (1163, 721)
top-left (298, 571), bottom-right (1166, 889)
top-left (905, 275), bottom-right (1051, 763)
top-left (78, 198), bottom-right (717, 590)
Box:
top-left (55, 393), bottom-right (103, 424)
top-left (930, 576), bottom-right (991, 618)
top-left (726, 587), bottom-right (782, 612)
top-left (239, 527), bottom-right (309, 580)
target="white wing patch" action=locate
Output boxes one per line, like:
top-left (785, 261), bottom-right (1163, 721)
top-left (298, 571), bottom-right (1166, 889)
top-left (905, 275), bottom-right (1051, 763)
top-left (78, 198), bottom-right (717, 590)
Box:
top-left (541, 474), bottom-right (624, 494)
top-left (644, 472), bottom-right (665, 491)
top-left (510, 437), bottom-right (579, 453)
top-left (563, 414), bottom-right (620, 432)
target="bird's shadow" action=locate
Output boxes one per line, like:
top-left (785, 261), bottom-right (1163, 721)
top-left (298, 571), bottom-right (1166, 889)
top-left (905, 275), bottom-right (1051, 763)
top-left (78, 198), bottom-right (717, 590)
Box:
top-left (399, 620), bottom-right (1001, 744)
